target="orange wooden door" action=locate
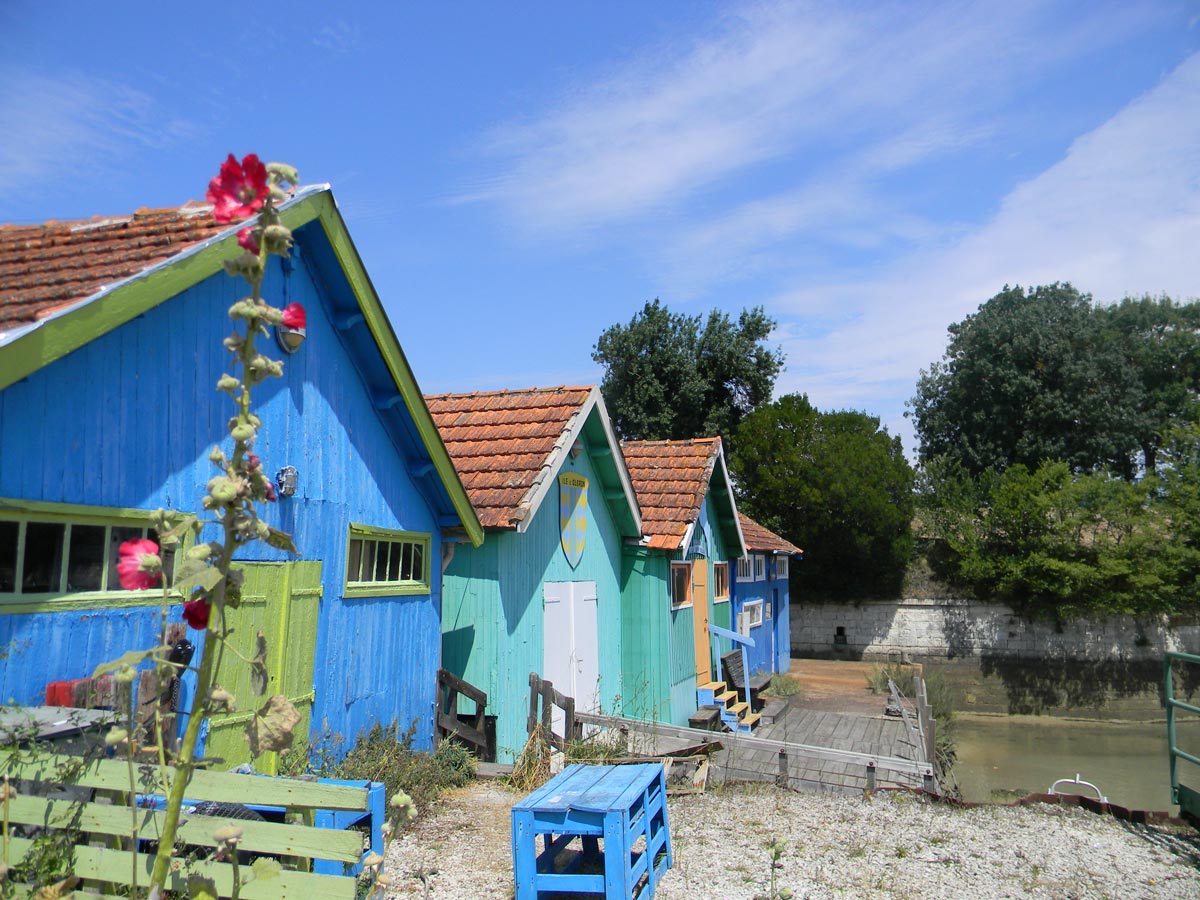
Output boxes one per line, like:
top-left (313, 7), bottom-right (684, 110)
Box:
top-left (691, 560), bottom-right (711, 681)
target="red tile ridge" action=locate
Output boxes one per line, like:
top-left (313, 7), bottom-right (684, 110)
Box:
top-left (425, 384), bottom-right (594, 401)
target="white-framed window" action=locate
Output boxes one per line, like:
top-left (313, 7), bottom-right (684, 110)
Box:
top-left (775, 555), bottom-right (789, 580)
top-left (1, 499), bottom-right (185, 608)
top-left (753, 554), bottom-right (765, 580)
top-left (670, 562), bottom-right (691, 609)
top-left (744, 599), bottom-right (764, 629)
top-left (345, 524), bottom-right (431, 597)
top-left (713, 562), bottom-right (729, 601)
top-left (736, 556), bottom-right (752, 579)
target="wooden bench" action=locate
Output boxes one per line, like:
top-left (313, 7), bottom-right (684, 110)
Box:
top-left (720, 652), bottom-right (772, 711)
top-left (2, 748), bottom-right (379, 899)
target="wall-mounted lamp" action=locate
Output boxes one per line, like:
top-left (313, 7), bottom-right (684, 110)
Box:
top-left (276, 302), bottom-right (307, 354)
top-left (275, 466), bottom-right (299, 498)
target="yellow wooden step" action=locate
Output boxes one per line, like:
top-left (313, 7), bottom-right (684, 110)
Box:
top-left (715, 690), bottom-right (737, 706)
top-left (740, 711), bottom-right (762, 729)
top-left (729, 701), bottom-right (749, 717)
top-left (697, 680), bottom-right (726, 694)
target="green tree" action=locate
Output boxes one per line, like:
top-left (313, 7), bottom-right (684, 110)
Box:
top-left (733, 394), bottom-right (914, 598)
top-left (910, 283), bottom-right (1144, 478)
top-left (592, 299), bottom-right (784, 456)
top-left (1094, 294), bottom-right (1200, 474)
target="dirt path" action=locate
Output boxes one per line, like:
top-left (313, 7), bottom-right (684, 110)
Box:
top-left (784, 657), bottom-right (892, 715)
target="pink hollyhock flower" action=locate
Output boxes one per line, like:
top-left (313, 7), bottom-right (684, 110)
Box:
top-left (237, 227), bottom-right (260, 254)
top-left (117, 539), bottom-right (162, 590)
top-left (264, 481), bottom-right (278, 502)
top-left (207, 153), bottom-right (269, 224)
top-left (183, 598), bottom-right (211, 630)
top-left (281, 303), bottom-right (306, 330)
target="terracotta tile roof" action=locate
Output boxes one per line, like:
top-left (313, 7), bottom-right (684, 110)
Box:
top-left (0, 202), bottom-right (226, 331)
top-left (425, 386), bottom-right (595, 529)
top-left (738, 513), bottom-right (802, 556)
top-left (621, 437), bottom-right (723, 550)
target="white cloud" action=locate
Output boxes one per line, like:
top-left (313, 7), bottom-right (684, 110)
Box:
top-left (0, 69), bottom-right (194, 205)
top-left (464, 1), bottom-right (1167, 235)
top-left (772, 52), bottom-right (1200, 452)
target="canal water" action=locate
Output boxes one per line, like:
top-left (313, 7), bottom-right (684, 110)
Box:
top-left (953, 712), bottom-right (1200, 812)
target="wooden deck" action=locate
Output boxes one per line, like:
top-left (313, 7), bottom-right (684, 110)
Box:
top-left (718, 704), bottom-right (927, 794)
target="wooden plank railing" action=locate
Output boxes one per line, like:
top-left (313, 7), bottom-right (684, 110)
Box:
top-left (0, 749), bottom-right (375, 899)
top-left (436, 668), bottom-right (489, 758)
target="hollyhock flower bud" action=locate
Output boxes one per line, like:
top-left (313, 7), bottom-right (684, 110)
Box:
top-left (230, 423), bottom-right (256, 442)
top-left (217, 374), bottom-right (240, 393)
top-left (117, 539), bottom-right (162, 590)
top-left (228, 299), bottom-right (259, 321)
top-left (210, 687), bottom-right (236, 712)
top-left (264, 481), bottom-right (278, 502)
top-left (105, 726), bottom-right (129, 748)
top-left (187, 543), bottom-right (217, 561)
top-left (281, 303), bottom-right (307, 330)
top-left (263, 224), bottom-right (293, 256)
top-left (183, 598), bottom-right (211, 630)
top-left (115, 665), bottom-right (138, 684)
top-left (207, 477), bottom-right (239, 504)
top-left (247, 453), bottom-right (261, 470)
top-left (260, 305), bottom-right (284, 326)
top-left (237, 227), bottom-right (260, 255)
top-left (223, 252), bottom-right (263, 280)
top-left (223, 334), bottom-right (244, 353)
top-left (266, 162), bottom-right (299, 185)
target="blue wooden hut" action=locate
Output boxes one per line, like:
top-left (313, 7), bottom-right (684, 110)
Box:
top-left (619, 438), bottom-right (750, 730)
top-left (0, 186), bottom-right (482, 768)
top-left (732, 513), bottom-right (802, 677)
top-left (426, 386), bottom-right (643, 762)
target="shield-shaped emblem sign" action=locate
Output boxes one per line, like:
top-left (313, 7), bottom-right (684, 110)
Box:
top-left (559, 472), bottom-right (588, 569)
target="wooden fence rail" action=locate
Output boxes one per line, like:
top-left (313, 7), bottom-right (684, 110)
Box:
top-left (435, 667), bottom-right (489, 759)
top-left (527, 673), bottom-right (579, 750)
top-left (1, 749), bottom-right (375, 899)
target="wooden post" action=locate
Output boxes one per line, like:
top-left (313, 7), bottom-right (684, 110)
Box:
top-left (528, 672), bottom-right (540, 737)
top-left (866, 762), bottom-right (877, 792)
top-left (541, 679), bottom-right (554, 738)
top-left (564, 696), bottom-right (577, 745)
top-left (776, 748), bottom-right (788, 788)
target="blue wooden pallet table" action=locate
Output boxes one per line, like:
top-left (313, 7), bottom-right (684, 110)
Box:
top-left (512, 763), bottom-right (673, 899)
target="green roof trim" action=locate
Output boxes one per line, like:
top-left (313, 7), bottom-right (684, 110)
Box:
top-left (0, 188), bottom-right (483, 547)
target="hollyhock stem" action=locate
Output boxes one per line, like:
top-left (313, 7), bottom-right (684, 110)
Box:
top-left (148, 234), bottom-right (270, 895)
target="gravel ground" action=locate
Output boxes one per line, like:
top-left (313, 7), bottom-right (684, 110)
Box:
top-left (385, 780), bottom-right (1200, 899)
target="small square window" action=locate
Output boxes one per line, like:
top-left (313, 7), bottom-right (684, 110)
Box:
top-left (737, 556), bottom-right (752, 580)
top-left (713, 562), bottom-right (729, 600)
top-left (345, 526), bottom-right (431, 596)
top-left (775, 556), bottom-right (789, 580)
top-left (753, 555), bottom-right (765, 580)
top-left (670, 563), bottom-right (691, 609)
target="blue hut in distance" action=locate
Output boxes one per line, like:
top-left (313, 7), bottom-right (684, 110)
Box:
top-left (733, 513), bottom-right (802, 677)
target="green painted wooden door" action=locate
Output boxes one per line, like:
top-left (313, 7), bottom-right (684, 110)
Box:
top-left (205, 561), bottom-right (321, 774)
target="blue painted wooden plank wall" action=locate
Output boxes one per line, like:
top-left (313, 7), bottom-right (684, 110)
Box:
top-left (0, 238), bottom-right (446, 751)
top-left (441, 442), bottom-right (625, 761)
top-left (733, 560), bottom-right (792, 676)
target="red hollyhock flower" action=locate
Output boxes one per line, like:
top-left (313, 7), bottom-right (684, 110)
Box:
top-left (207, 153), bottom-right (269, 224)
top-left (281, 303), bottom-right (306, 330)
top-left (183, 598), bottom-right (211, 630)
top-left (237, 227), bottom-right (260, 254)
top-left (116, 538), bottom-right (161, 591)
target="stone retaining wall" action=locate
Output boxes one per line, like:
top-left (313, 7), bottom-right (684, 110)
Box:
top-left (792, 599), bottom-right (1200, 717)
top-left (791, 598), bottom-right (1200, 661)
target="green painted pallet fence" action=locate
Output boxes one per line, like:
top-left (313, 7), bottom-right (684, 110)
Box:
top-left (2, 751), bottom-right (371, 899)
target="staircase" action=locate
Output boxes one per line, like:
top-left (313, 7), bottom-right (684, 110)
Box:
top-left (695, 677), bottom-right (760, 734)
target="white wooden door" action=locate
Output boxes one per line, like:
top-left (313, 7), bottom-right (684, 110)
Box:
top-left (543, 581), bottom-right (600, 734)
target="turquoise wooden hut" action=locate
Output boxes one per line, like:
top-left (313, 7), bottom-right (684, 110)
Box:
top-left (619, 438), bottom-right (749, 730)
top-left (733, 513), bottom-right (802, 677)
top-left (426, 386), bottom-right (642, 761)
top-left (0, 186), bottom-right (481, 769)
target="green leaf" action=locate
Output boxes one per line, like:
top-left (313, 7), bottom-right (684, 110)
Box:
top-left (264, 527), bottom-right (299, 555)
top-left (187, 875), bottom-right (219, 900)
top-left (245, 695), bottom-right (302, 757)
top-left (177, 564), bottom-right (224, 596)
top-left (251, 858), bottom-right (282, 882)
top-left (92, 648), bottom-right (155, 678)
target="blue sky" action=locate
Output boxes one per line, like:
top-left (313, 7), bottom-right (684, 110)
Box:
top-left (3, 2), bottom-right (1199, 456)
